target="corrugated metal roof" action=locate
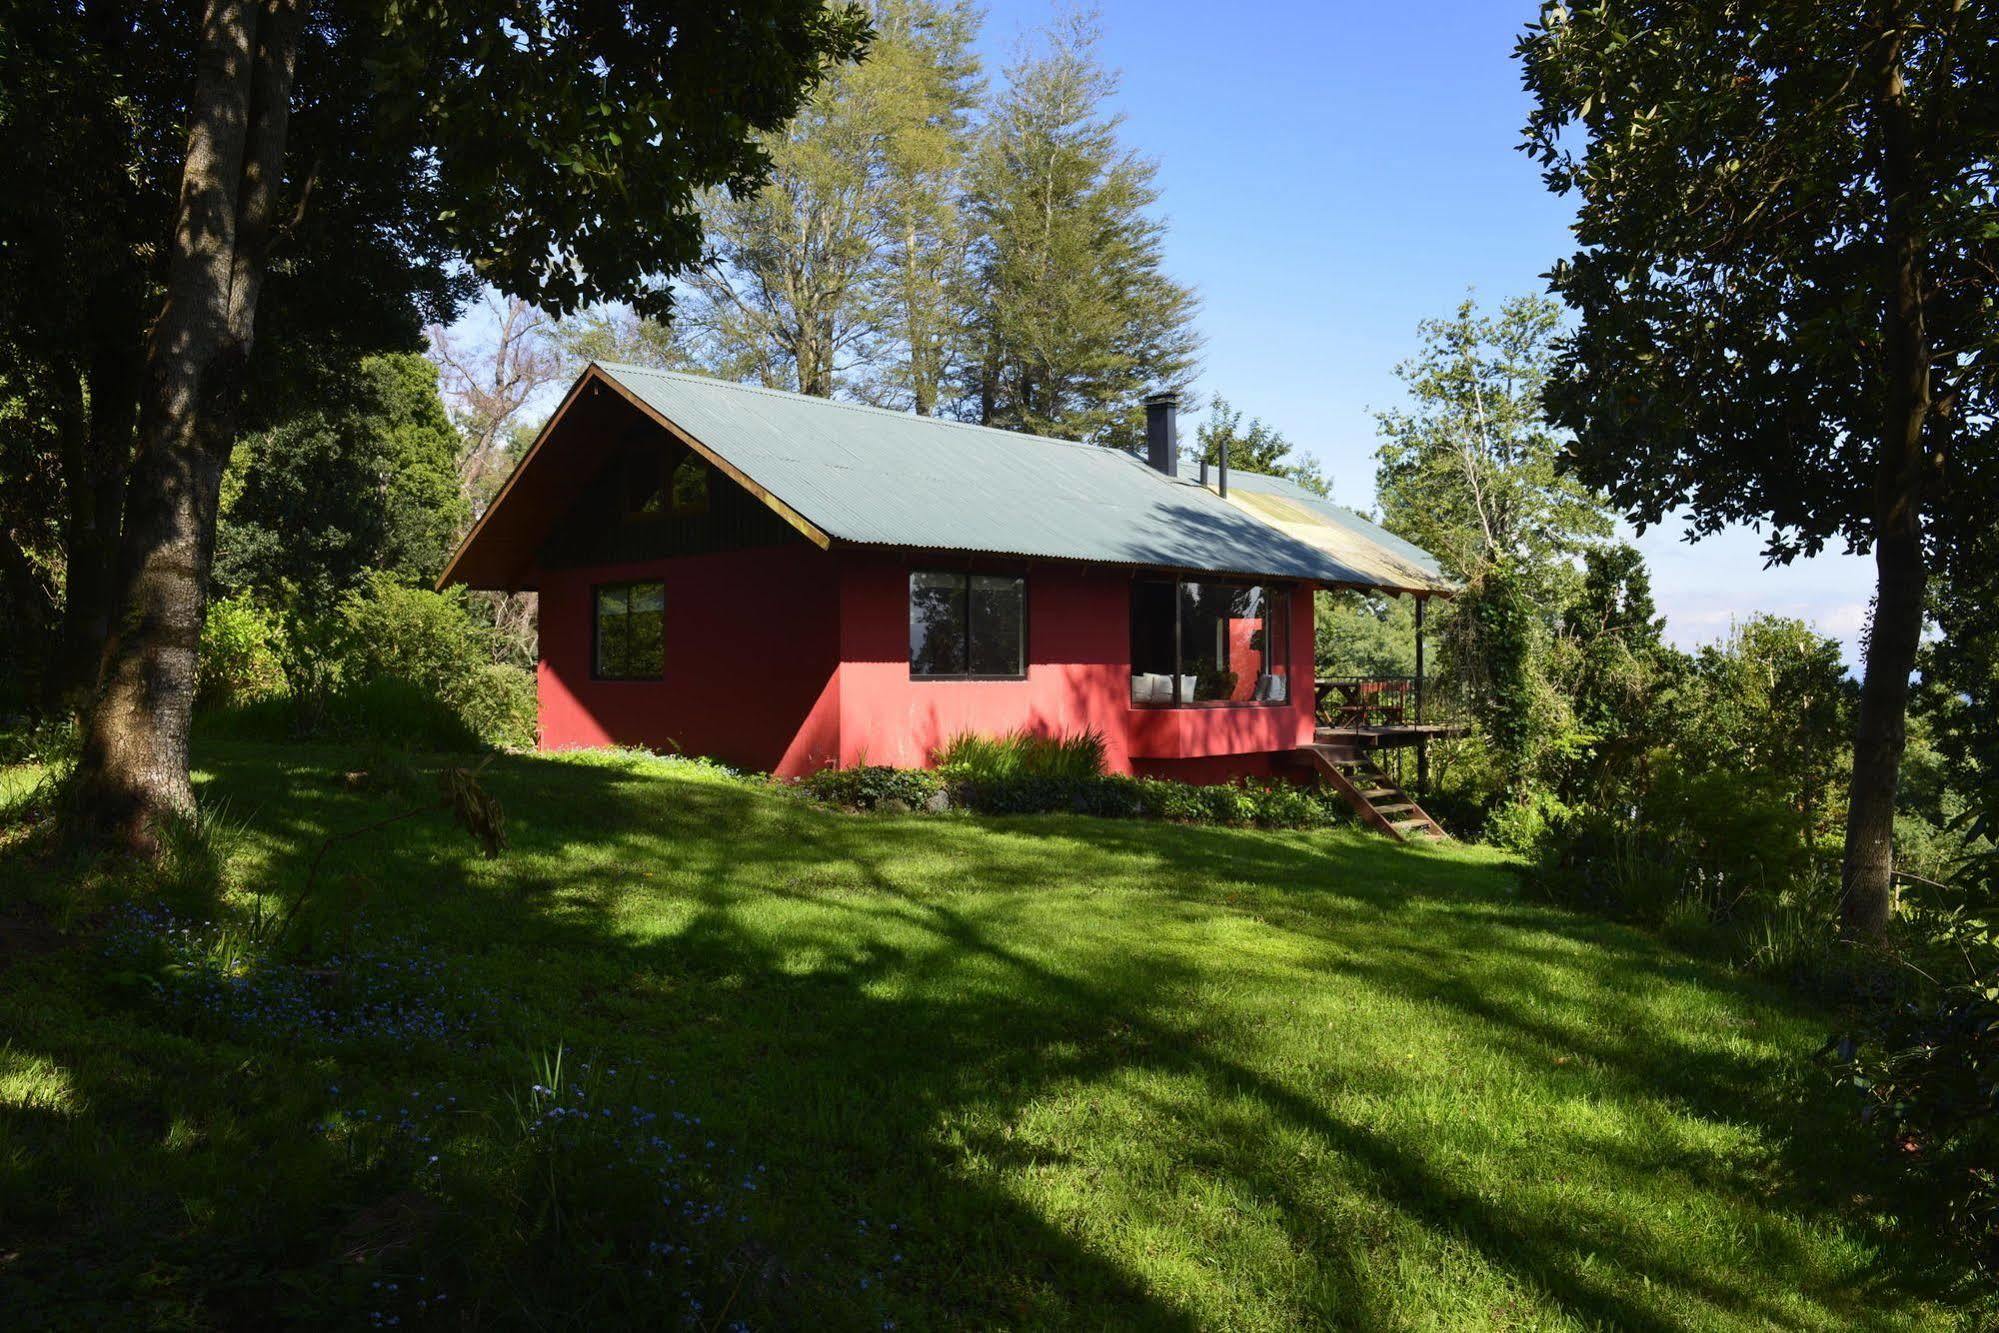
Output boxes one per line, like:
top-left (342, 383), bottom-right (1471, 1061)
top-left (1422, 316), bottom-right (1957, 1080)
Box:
top-left (593, 363), bottom-right (1453, 593)
top-left (1220, 471), bottom-right (1456, 595)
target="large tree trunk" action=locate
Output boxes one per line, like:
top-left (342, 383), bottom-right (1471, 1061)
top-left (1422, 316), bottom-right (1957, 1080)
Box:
top-left (1841, 15), bottom-right (1933, 941)
top-left (74, 0), bottom-right (301, 855)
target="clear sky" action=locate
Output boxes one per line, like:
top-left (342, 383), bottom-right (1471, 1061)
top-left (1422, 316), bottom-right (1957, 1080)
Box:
top-left (970, 0), bottom-right (1877, 664)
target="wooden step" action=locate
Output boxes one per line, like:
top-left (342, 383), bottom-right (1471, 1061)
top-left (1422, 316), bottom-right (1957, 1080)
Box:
top-left (1296, 744), bottom-right (1448, 844)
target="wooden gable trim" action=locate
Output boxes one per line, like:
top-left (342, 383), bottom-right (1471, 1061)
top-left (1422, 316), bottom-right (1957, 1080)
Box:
top-left (436, 365), bottom-right (834, 591)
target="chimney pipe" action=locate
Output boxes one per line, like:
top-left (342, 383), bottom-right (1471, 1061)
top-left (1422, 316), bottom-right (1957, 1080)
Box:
top-left (1144, 391), bottom-right (1180, 478)
top-left (1218, 446), bottom-right (1229, 498)
top-left (1198, 458), bottom-right (1210, 487)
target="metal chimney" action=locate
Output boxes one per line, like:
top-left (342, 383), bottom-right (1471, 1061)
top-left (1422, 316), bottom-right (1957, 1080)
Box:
top-left (1144, 391), bottom-right (1181, 477)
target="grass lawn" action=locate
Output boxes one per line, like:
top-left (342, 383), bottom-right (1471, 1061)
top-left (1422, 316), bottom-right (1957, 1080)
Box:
top-left (0, 741), bottom-right (1974, 1329)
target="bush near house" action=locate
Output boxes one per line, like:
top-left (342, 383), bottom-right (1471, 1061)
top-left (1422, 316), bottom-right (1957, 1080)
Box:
top-left (793, 727), bottom-right (1352, 829)
top-left (194, 575), bottom-right (536, 751)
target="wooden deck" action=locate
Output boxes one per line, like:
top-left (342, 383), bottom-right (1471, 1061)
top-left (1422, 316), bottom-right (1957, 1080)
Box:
top-left (1312, 721), bottom-right (1469, 752)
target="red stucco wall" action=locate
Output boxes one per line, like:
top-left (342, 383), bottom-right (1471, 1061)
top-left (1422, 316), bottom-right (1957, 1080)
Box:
top-left (537, 544), bottom-right (1316, 780)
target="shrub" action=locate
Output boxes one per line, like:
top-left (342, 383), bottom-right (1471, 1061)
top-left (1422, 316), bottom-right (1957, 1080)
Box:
top-left (799, 764), bottom-right (944, 811)
top-left (197, 596), bottom-right (287, 709)
top-left (799, 757), bottom-right (1344, 832)
top-left (933, 728), bottom-right (1107, 782)
top-left (201, 578), bottom-right (534, 751)
top-left (1483, 789), bottom-right (1573, 854)
top-left (453, 662), bottom-right (538, 751)
top-left (337, 575), bottom-right (491, 701)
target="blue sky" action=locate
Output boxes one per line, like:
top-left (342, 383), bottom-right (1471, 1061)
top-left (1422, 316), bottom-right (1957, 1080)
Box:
top-left (970, 0), bottom-right (1877, 663)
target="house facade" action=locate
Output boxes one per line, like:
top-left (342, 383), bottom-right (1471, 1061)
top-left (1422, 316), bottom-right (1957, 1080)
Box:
top-left (441, 364), bottom-right (1453, 782)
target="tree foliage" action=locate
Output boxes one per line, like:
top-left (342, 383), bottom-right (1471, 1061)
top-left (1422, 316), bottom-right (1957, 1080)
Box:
top-left (215, 353), bottom-right (466, 603)
top-left (1372, 294), bottom-right (1615, 799)
top-left (1517, 0), bottom-right (1999, 936)
top-left (1194, 398), bottom-right (1330, 496)
top-left (962, 11), bottom-right (1200, 447)
top-left (676, 0), bottom-right (981, 400)
top-left (1376, 294), bottom-right (1612, 594)
top-left (12, 0), bottom-right (867, 850)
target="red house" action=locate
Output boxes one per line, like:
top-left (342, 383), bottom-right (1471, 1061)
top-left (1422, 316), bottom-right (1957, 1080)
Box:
top-left (441, 364), bottom-right (1455, 796)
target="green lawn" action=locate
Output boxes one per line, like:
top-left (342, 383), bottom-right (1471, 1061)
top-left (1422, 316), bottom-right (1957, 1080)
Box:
top-left (0, 741), bottom-right (1972, 1328)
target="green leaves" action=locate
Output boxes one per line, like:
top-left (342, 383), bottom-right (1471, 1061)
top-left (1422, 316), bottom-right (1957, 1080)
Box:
top-left (373, 0), bottom-right (874, 317)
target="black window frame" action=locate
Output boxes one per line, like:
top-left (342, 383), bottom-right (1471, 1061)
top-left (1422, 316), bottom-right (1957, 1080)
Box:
top-left (669, 453), bottom-right (711, 516)
top-left (908, 569), bottom-right (1028, 681)
top-left (620, 450), bottom-right (667, 522)
top-left (1128, 575), bottom-right (1293, 708)
top-left (592, 580), bottom-right (666, 682)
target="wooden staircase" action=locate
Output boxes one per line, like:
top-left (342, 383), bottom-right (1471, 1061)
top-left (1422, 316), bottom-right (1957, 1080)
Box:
top-left (1299, 744), bottom-right (1447, 843)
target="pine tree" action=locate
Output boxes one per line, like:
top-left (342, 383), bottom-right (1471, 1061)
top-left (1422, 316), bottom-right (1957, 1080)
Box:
top-left (682, 0), bottom-right (982, 399)
top-left (961, 11), bottom-right (1199, 447)
top-left (861, 0), bottom-right (981, 414)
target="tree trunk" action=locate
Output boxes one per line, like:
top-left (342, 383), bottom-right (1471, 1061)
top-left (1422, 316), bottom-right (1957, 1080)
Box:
top-left (75, 0), bottom-right (301, 855)
top-left (1841, 14), bottom-right (1932, 941)
top-left (48, 329), bottom-right (143, 712)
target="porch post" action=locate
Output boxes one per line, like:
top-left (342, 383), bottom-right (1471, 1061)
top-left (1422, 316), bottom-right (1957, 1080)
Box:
top-left (1414, 595), bottom-right (1428, 794)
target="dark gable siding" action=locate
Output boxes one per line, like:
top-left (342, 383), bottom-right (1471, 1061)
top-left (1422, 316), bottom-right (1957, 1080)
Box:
top-left (541, 430), bottom-right (806, 568)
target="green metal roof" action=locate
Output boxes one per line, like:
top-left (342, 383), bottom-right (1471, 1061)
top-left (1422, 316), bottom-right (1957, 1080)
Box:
top-left (590, 362), bottom-right (1453, 592)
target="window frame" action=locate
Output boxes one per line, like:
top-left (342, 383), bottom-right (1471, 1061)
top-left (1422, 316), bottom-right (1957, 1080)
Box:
top-left (620, 450), bottom-right (667, 523)
top-left (1128, 575), bottom-right (1293, 709)
top-left (591, 579), bottom-right (666, 682)
top-left (908, 568), bottom-right (1029, 682)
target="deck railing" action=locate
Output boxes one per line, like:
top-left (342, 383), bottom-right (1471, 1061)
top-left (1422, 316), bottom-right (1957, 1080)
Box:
top-left (1313, 675), bottom-right (1442, 731)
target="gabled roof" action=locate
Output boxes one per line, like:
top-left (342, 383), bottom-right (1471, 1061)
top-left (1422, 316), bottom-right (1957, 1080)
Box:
top-left (441, 362), bottom-right (1458, 596)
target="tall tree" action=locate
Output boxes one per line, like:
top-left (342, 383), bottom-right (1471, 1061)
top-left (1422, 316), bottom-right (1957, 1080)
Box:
top-left (1374, 294), bottom-right (1615, 795)
top-left (1375, 294), bottom-right (1612, 593)
top-left (865, 0), bottom-right (982, 414)
top-left (962, 11), bottom-right (1199, 448)
top-left (428, 294), bottom-right (562, 517)
top-left (1193, 397), bottom-right (1331, 496)
top-left (679, 0), bottom-right (980, 400)
top-left (42, 0), bottom-right (868, 853)
top-left (1519, 0), bottom-right (1999, 937)
top-left (214, 352), bottom-right (466, 601)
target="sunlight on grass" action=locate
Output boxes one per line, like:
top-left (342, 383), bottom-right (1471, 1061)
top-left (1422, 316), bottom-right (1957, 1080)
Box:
top-left (0, 1044), bottom-right (76, 1116)
top-left (0, 740), bottom-right (1976, 1328)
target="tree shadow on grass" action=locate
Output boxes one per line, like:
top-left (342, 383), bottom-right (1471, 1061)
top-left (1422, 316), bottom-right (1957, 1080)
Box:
top-left (2, 741), bottom-right (1964, 1329)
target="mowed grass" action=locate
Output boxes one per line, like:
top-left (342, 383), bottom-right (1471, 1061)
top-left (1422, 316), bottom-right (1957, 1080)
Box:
top-left (0, 741), bottom-right (1972, 1328)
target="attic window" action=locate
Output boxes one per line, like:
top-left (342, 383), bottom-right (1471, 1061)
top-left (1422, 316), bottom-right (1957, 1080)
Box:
top-left (670, 455), bottom-right (710, 515)
top-left (623, 452), bottom-right (665, 518)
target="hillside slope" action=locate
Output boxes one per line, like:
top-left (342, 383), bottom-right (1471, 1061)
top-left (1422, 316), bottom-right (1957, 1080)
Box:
top-left (0, 743), bottom-right (1966, 1328)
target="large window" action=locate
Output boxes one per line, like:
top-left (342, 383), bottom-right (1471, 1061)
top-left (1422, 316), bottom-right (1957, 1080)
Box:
top-left (594, 582), bottom-right (665, 680)
top-left (1130, 577), bottom-right (1290, 706)
top-left (910, 571), bottom-right (1025, 678)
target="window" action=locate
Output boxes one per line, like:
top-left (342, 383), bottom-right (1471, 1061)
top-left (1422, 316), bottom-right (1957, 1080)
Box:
top-left (910, 571), bottom-right (1025, 678)
top-left (670, 455), bottom-right (710, 515)
top-left (622, 452), bottom-right (665, 519)
top-left (1129, 577), bottom-right (1290, 706)
top-left (594, 582), bottom-right (664, 680)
